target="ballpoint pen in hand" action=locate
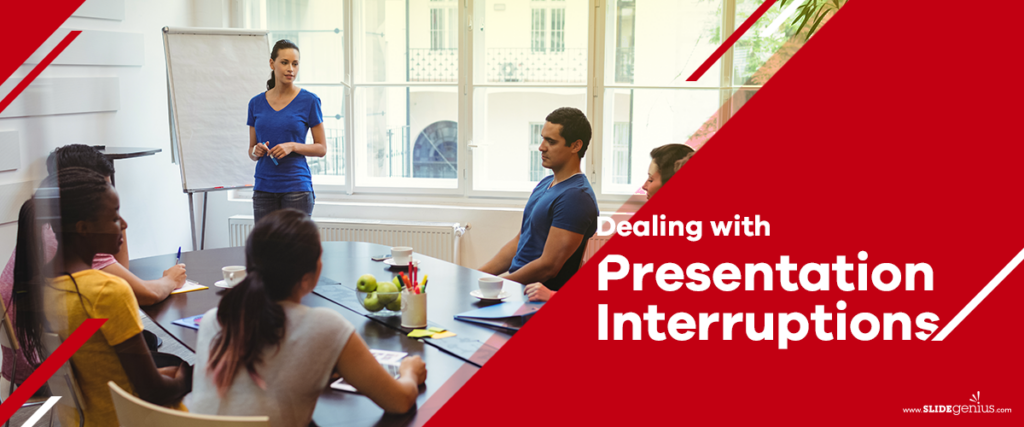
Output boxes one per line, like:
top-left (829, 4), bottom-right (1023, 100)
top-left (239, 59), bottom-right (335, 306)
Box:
top-left (264, 142), bottom-right (279, 165)
top-left (175, 246), bottom-right (181, 265)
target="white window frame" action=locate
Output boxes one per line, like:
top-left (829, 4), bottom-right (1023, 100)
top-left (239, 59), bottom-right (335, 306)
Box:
top-left (248, 0), bottom-right (773, 205)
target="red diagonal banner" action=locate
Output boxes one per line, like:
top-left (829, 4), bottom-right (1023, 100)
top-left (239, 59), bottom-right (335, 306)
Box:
top-left (427, 0), bottom-right (1024, 425)
top-left (0, 31), bottom-right (81, 114)
top-left (0, 319), bottom-right (105, 423)
top-left (0, 0), bottom-right (85, 92)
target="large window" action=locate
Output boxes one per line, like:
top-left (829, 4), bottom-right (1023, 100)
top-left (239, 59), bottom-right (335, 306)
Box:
top-left (257, 0), bottom-right (808, 199)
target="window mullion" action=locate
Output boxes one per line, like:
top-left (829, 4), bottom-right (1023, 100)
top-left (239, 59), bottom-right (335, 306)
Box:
top-left (460, 0), bottom-right (472, 194)
top-left (588, 0), bottom-right (605, 196)
top-left (344, 0), bottom-right (355, 194)
top-left (720, 0), bottom-right (737, 125)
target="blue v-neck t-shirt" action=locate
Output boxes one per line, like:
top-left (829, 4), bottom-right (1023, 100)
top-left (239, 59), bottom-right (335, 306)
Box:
top-left (247, 88), bottom-right (323, 193)
top-left (510, 173), bottom-right (599, 290)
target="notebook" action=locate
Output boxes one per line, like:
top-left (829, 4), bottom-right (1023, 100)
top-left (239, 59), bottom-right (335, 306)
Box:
top-left (330, 349), bottom-right (407, 393)
top-left (453, 302), bottom-right (544, 332)
top-left (171, 280), bottom-right (208, 295)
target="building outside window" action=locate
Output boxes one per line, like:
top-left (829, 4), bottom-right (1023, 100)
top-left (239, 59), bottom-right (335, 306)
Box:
top-left (530, 0), bottom-right (566, 53)
top-left (530, 8), bottom-right (547, 52)
top-left (430, 0), bottom-right (457, 50)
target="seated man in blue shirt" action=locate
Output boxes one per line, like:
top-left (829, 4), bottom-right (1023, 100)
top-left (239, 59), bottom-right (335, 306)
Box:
top-left (479, 107), bottom-right (599, 301)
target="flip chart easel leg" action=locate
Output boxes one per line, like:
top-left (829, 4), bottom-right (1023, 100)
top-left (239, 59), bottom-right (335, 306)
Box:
top-left (188, 192), bottom-right (198, 251)
top-left (201, 192), bottom-right (207, 250)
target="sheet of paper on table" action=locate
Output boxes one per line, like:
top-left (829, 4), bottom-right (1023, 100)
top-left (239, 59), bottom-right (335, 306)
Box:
top-left (171, 280), bottom-right (208, 294)
top-left (330, 349), bottom-right (407, 393)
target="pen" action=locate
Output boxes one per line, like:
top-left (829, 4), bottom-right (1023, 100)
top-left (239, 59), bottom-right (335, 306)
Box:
top-left (175, 246), bottom-right (181, 265)
top-left (265, 142), bottom-right (279, 165)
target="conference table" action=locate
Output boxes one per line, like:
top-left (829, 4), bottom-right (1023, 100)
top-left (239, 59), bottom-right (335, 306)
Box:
top-left (129, 242), bottom-right (529, 426)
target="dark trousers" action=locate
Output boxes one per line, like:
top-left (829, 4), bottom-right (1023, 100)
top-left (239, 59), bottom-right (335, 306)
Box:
top-left (253, 191), bottom-right (314, 224)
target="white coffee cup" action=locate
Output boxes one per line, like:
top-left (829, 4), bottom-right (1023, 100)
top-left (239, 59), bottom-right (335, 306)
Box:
top-left (222, 266), bottom-right (247, 287)
top-left (391, 246), bottom-right (413, 265)
top-left (478, 277), bottom-right (503, 298)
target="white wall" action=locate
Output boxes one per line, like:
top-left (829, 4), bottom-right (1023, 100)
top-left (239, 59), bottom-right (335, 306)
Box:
top-left (0, 0), bottom-right (196, 262)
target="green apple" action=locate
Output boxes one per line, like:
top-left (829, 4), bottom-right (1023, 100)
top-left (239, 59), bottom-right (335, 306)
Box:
top-left (363, 292), bottom-right (384, 312)
top-left (356, 274), bottom-right (377, 292)
top-left (386, 293), bottom-right (402, 311)
top-left (376, 282), bottom-right (399, 305)
top-left (393, 276), bottom-right (402, 289)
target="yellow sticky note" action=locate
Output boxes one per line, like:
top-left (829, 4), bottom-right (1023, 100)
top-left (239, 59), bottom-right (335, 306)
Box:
top-left (427, 327), bottom-right (446, 333)
top-left (431, 331), bottom-right (457, 339)
top-left (407, 329), bottom-right (434, 338)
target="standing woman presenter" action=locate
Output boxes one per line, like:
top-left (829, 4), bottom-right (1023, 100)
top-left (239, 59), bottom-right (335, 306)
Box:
top-left (248, 39), bottom-right (326, 223)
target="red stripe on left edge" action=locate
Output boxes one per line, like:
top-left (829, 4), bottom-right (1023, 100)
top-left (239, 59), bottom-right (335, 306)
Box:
top-left (0, 318), bottom-right (105, 423)
top-left (0, 30), bottom-right (82, 115)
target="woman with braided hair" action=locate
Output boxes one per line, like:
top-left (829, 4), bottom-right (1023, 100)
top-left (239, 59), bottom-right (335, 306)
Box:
top-left (13, 167), bottom-right (191, 426)
top-left (1, 144), bottom-right (187, 396)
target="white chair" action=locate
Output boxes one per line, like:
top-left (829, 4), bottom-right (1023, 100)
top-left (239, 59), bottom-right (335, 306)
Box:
top-left (0, 300), bottom-right (50, 427)
top-left (39, 332), bottom-right (86, 427)
top-left (108, 381), bottom-right (270, 427)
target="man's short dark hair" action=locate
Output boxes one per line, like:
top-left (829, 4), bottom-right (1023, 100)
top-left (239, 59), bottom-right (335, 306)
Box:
top-left (545, 107), bottom-right (592, 158)
top-left (45, 144), bottom-right (114, 177)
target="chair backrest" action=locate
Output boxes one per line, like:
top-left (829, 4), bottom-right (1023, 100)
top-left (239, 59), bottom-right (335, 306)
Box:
top-left (0, 299), bottom-right (17, 350)
top-left (108, 382), bottom-right (271, 427)
top-left (40, 332), bottom-right (88, 412)
top-left (0, 301), bottom-right (17, 402)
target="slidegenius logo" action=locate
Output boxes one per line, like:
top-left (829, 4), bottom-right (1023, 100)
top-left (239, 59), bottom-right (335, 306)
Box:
top-left (903, 391), bottom-right (1013, 415)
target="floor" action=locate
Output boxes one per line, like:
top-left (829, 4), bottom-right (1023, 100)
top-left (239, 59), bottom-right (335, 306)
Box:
top-left (4, 310), bottom-right (195, 426)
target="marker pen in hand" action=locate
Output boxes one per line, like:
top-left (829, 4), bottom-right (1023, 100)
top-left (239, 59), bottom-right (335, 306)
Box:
top-left (265, 142), bottom-right (279, 165)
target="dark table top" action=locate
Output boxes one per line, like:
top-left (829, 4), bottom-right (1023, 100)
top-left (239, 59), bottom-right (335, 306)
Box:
top-left (130, 245), bottom-right (484, 427)
top-left (308, 242), bottom-right (529, 366)
top-left (133, 242), bottom-right (528, 366)
top-left (95, 146), bottom-right (162, 160)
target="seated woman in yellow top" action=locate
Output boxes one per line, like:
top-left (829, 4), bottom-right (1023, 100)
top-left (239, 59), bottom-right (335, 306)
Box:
top-left (13, 167), bottom-right (191, 427)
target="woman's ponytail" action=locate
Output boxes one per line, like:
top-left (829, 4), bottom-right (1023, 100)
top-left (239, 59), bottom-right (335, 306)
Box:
top-left (208, 270), bottom-right (285, 393)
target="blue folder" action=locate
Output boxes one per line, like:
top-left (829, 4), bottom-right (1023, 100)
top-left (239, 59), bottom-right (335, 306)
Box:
top-left (454, 302), bottom-right (544, 332)
top-left (172, 314), bottom-right (204, 330)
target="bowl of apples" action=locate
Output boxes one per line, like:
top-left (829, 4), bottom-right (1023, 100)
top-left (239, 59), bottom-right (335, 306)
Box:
top-left (355, 274), bottom-right (402, 316)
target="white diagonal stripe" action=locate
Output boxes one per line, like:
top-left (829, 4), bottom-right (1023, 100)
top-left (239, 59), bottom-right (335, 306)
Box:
top-left (932, 247), bottom-right (1024, 341)
top-left (20, 396), bottom-right (61, 427)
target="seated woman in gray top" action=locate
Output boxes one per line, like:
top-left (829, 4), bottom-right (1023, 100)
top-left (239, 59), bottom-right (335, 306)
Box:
top-left (191, 209), bottom-right (426, 426)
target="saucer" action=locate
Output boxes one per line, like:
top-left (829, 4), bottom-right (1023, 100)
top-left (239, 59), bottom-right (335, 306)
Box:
top-left (384, 258), bottom-right (420, 268)
top-left (471, 289), bottom-right (509, 301)
top-left (214, 280), bottom-right (235, 289)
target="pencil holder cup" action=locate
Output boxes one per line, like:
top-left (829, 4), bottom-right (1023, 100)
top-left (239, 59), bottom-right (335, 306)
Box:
top-left (401, 292), bottom-right (428, 328)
